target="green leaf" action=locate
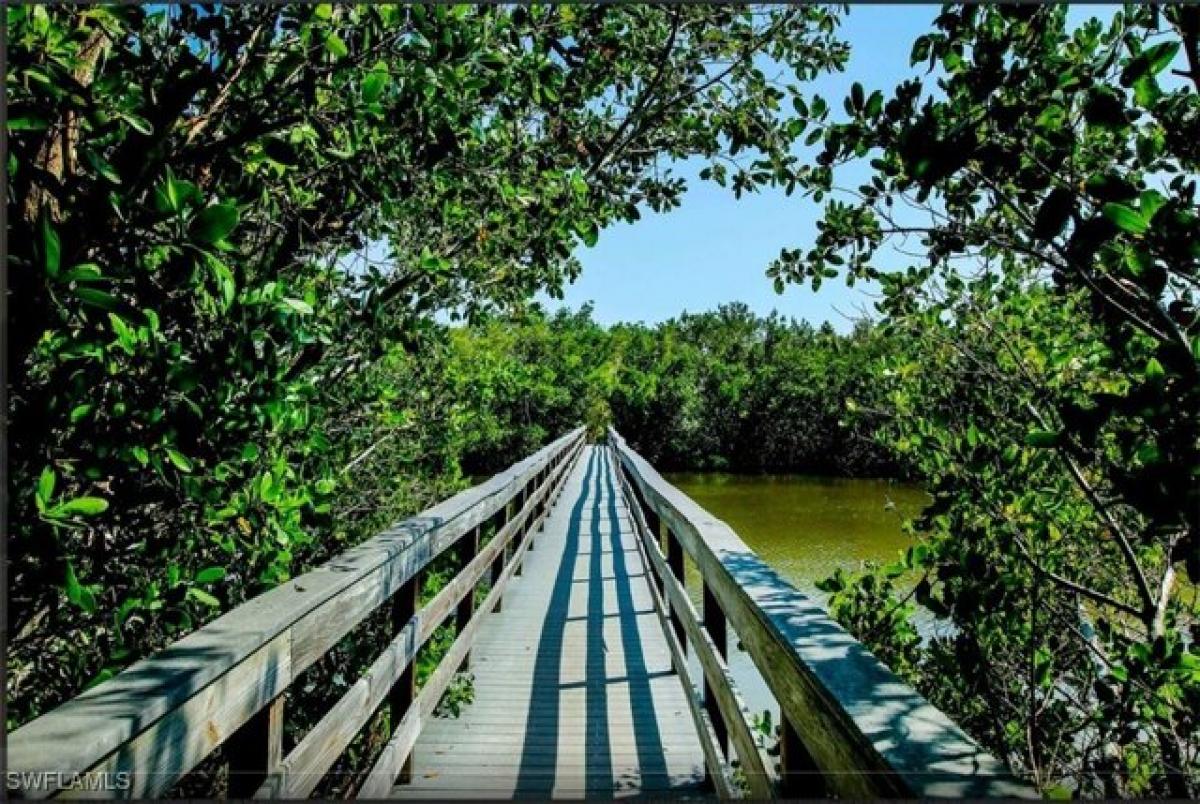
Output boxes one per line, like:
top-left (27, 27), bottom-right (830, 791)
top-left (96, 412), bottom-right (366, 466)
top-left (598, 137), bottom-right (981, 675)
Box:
top-left (63, 562), bottom-right (96, 612)
top-left (1033, 188), bottom-right (1074, 242)
top-left (187, 587), bottom-right (221, 607)
top-left (37, 467), bottom-right (56, 506)
top-left (1132, 75), bottom-right (1161, 107)
top-left (361, 62), bottom-right (389, 103)
top-left (1139, 190), bottom-right (1167, 222)
top-left (190, 203), bottom-right (239, 244)
top-left (1123, 42), bottom-right (1180, 85)
top-left (54, 496), bottom-right (110, 517)
top-left (574, 219), bottom-right (599, 247)
top-left (195, 567), bottom-right (226, 584)
top-left (8, 113), bottom-right (50, 131)
top-left (74, 287), bottom-right (120, 311)
top-left (281, 297), bottom-right (314, 315)
top-left (207, 255), bottom-right (237, 310)
top-left (109, 313), bottom-right (137, 354)
top-left (1102, 203), bottom-right (1148, 235)
top-left (39, 215), bottom-right (61, 278)
top-left (1144, 357), bottom-right (1165, 382)
top-left (165, 448), bottom-right (194, 473)
top-left (1024, 429), bottom-right (1060, 448)
top-left (120, 112), bottom-right (153, 135)
top-left (64, 263), bottom-right (103, 283)
top-left (84, 150), bottom-right (122, 185)
top-left (965, 423), bottom-right (980, 448)
top-left (325, 33), bottom-right (348, 59)
top-left (865, 90), bottom-right (883, 118)
top-left (156, 172), bottom-right (200, 214)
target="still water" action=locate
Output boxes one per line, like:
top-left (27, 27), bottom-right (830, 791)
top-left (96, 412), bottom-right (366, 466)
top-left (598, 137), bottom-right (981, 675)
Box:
top-left (661, 472), bottom-right (928, 726)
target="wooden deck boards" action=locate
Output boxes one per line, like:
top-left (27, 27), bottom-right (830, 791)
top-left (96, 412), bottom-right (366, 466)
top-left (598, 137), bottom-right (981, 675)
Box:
top-left (392, 447), bottom-right (709, 799)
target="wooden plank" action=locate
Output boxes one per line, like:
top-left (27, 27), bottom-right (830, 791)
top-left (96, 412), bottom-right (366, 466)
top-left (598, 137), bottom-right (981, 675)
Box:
top-left (390, 574), bottom-right (420, 786)
top-left (358, 445), bottom-right (583, 798)
top-left (610, 429), bottom-right (1035, 799)
top-left (456, 527), bottom-right (480, 671)
top-left (227, 695), bottom-right (284, 798)
top-left (393, 447), bottom-right (708, 800)
top-left (780, 713), bottom-right (824, 797)
top-left (71, 630), bottom-right (292, 799)
top-left (618, 453), bottom-right (774, 798)
top-left (618, 487), bottom-right (735, 799)
top-left (360, 505), bottom-right (534, 797)
top-left (704, 583), bottom-right (730, 760)
top-left (256, 440), bottom-right (583, 798)
top-left (8, 429), bottom-right (585, 798)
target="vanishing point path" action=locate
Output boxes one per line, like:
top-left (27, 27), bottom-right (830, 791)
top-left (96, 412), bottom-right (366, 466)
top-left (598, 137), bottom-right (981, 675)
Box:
top-left (8, 428), bottom-right (1032, 799)
top-left (395, 446), bottom-right (706, 798)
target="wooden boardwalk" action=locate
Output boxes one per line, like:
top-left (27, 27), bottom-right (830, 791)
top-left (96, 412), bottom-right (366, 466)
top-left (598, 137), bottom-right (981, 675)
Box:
top-left (393, 446), bottom-right (708, 799)
top-left (9, 429), bottom-right (1033, 800)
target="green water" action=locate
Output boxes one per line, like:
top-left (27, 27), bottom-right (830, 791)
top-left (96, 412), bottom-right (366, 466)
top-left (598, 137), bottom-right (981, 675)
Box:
top-left (664, 472), bottom-right (928, 600)
top-left (661, 472), bottom-right (929, 724)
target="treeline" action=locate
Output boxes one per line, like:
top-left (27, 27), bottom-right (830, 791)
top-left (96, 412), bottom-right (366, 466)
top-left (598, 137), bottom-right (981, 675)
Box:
top-left (9, 2), bottom-right (1199, 798)
top-left (449, 303), bottom-right (898, 477)
top-left (6, 0), bottom-right (850, 750)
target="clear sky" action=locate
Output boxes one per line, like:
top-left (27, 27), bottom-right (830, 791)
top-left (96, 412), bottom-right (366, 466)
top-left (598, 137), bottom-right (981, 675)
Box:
top-left (541, 5), bottom-right (1116, 330)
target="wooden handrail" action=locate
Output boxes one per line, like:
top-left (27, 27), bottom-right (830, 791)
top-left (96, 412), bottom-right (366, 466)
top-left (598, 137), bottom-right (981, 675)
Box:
top-left (8, 428), bottom-right (586, 799)
top-left (608, 428), bottom-right (1035, 799)
top-left (612, 446), bottom-right (773, 798)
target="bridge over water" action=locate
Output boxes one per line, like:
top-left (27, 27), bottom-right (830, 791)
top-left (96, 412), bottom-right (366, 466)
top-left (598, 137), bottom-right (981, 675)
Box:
top-left (9, 429), bottom-right (1034, 799)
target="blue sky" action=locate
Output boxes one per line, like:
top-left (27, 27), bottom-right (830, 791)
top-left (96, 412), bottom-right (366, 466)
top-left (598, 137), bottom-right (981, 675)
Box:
top-left (541, 5), bottom-right (1118, 330)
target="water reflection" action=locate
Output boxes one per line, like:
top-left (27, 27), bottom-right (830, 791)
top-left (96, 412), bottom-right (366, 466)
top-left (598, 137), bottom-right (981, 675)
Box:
top-left (663, 471), bottom-right (928, 724)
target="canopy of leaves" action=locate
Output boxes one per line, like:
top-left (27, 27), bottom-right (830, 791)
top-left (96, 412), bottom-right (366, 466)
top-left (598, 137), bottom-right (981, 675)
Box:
top-left (6, 0), bottom-right (850, 761)
top-left (775, 5), bottom-right (1200, 796)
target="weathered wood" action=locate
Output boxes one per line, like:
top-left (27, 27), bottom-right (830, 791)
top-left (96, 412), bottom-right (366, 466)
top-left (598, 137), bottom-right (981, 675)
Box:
top-left (254, 441), bottom-right (583, 799)
top-left (780, 713), bottom-right (824, 797)
top-left (456, 527), bottom-right (480, 671)
top-left (704, 583), bottom-right (730, 761)
top-left (618, 455), bottom-right (774, 798)
top-left (71, 630), bottom-right (292, 798)
top-left (610, 429), bottom-right (1035, 799)
top-left (390, 575), bottom-right (420, 785)
top-left (666, 528), bottom-right (686, 648)
top-left (618, 472), bottom-right (735, 799)
top-left (226, 693), bottom-right (284, 798)
top-left (8, 429), bottom-right (585, 799)
top-left (393, 447), bottom-right (707, 800)
top-left (373, 441), bottom-right (583, 792)
top-left (358, 449), bottom-right (580, 799)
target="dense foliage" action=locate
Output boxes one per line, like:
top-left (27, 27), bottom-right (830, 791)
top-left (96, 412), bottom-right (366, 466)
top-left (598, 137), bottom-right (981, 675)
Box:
top-left (782, 5), bottom-right (1200, 796)
top-left (444, 303), bottom-right (896, 477)
top-left (7, 0), bottom-right (850, 759)
top-left (9, 2), bottom-right (1200, 799)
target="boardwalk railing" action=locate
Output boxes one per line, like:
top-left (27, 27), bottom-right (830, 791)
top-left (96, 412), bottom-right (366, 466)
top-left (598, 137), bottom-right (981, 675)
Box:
top-left (609, 428), bottom-right (1034, 799)
top-left (8, 428), bottom-right (586, 799)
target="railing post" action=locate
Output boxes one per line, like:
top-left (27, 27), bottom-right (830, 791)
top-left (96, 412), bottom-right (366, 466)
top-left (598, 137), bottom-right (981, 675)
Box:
top-left (226, 695), bottom-right (284, 797)
top-left (491, 503), bottom-right (512, 610)
top-left (512, 494), bottom-right (525, 577)
top-left (780, 715), bottom-right (825, 797)
top-left (646, 509), bottom-right (663, 595)
top-left (703, 583), bottom-right (729, 763)
top-left (457, 525), bottom-right (480, 671)
top-left (390, 573), bottom-right (419, 785)
top-left (537, 466), bottom-right (548, 532)
top-left (663, 521), bottom-right (686, 649)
